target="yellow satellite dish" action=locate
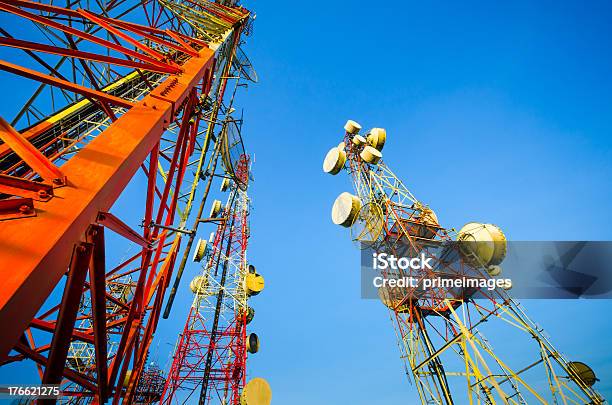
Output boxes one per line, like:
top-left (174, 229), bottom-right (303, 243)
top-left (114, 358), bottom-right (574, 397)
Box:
top-left (240, 378), bottom-right (272, 405)
top-left (456, 222), bottom-right (507, 268)
top-left (568, 361), bottom-right (598, 387)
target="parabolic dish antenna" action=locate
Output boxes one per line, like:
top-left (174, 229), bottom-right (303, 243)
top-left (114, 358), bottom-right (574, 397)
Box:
top-left (221, 118), bottom-right (248, 190)
top-left (233, 45), bottom-right (259, 83)
top-left (568, 361), bottom-right (598, 387)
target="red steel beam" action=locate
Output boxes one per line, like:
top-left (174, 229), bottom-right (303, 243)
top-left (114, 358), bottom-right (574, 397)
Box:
top-left (0, 60), bottom-right (135, 109)
top-left (87, 225), bottom-right (109, 402)
top-left (0, 117), bottom-right (65, 184)
top-left (7, 0), bottom-right (212, 51)
top-left (0, 2), bottom-right (178, 73)
top-left (164, 30), bottom-right (198, 55)
top-left (99, 16), bottom-right (199, 58)
top-left (125, 274), bottom-right (166, 403)
top-left (0, 48), bottom-right (215, 362)
top-left (0, 197), bottom-right (35, 220)
top-left (96, 211), bottom-right (150, 248)
top-left (78, 9), bottom-right (169, 63)
top-left (108, 96), bottom-right (196, 397)
top-left (41, 242), bottom-right (92, 391)
top-left (0, 0), bottom-right (82, 17)
top-left (0, 174), bottom-right (54, 201)
top-left (14, 342), bottom-right (97, 392)
top-left (29, 319), bottom-right (94, 344)
top-left (63, 34), bottom-right (119, 123)
top-left (0, 37), bottom-right (177, 74)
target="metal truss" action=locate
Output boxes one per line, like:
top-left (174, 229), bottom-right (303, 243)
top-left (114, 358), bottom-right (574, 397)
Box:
top-left (0, 0), bottom-right (253, 403)
top-left (331, 129), bottom-right (606, 405)
top-left (161, 155), bottom-right (251, 405)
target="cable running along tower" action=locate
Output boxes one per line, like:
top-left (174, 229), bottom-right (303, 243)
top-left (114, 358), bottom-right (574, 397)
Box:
top-left (323, 120), bottom-right (605, 405)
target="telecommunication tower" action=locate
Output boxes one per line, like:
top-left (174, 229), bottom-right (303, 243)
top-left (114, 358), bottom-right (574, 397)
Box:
top-left (0, 0), bottom-right (259, 403)
top-left (161, 149), bottom-right (270, 405)
top-left (323, 120), bottom-right (605, 404)
top-left (133, 364), bottom-right (166, 405)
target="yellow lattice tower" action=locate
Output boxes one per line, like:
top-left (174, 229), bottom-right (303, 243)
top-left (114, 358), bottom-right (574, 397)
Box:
top-left (323, 119), bottom-right (605, 405)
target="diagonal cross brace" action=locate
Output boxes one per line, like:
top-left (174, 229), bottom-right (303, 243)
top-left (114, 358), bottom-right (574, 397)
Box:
top-left (0, 117), bottom-right (65, 184)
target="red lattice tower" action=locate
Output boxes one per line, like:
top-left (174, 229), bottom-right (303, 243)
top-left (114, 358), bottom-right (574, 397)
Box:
top-left (133, 365), bottom-right (166, 405)
top-left (0, 1), bottom-right (254, 403)
top-left (161, 154), bottom-right (252, 405)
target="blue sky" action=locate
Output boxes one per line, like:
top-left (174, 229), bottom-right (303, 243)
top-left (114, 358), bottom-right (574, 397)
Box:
top-left (233, 1), bottom-right (612, 403)
top-left (1, 1), bottom-right (612, 404)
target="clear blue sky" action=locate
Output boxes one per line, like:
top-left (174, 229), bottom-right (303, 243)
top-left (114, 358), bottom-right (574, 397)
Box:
top-left (233, 1), bottom-right (612, 403)
top-left (1, 1), bottom-right (612, 404)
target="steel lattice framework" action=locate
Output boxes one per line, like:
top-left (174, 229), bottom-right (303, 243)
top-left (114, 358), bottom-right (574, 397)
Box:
top-left (326, 124), bottom-right (606, 405)
top-left (161, 155), bottom-right (252, 405)
top-left (0, 0), bottom-right (256, 403)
